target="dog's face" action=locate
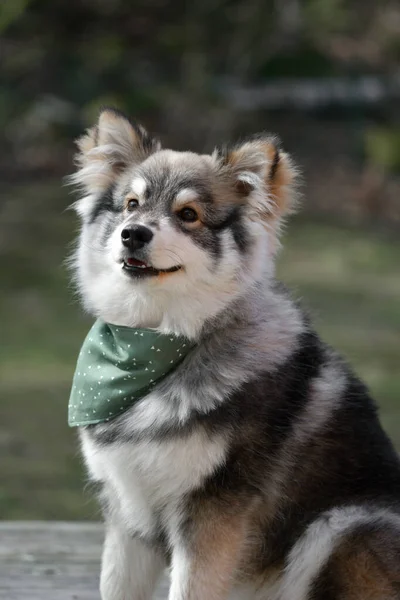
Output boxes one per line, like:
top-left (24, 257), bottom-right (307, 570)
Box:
top-left (71, 108), bottom-right (297, 337)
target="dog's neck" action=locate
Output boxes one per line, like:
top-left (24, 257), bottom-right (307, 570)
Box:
top-left (93, 277), bottom-right (249, 339)
top-left (93, 274), bottom-right (290, 347)
top-left (83, 253), bottom-right (274, 339)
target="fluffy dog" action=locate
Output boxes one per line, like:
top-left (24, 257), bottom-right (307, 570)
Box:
top-left (70, 107), bottom-right (400, 600)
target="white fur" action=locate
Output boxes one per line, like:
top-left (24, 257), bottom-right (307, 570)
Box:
top-left (168, 546), bottom-right (191, 600)
top-left (100, 525), bottom-right (165, 600)
top-left (83, 427), bottom-right (228, 600)
top-left (73, 192), bottom-right (100, 220)
top-left (131, 176), bottom-right (147, 198)
top-left (293, 361), bottom-right (347, 443)
top-left (83, 429), bottom-right (229, 599)
top-left (236, 172), bottom-right (263, 196)
top-left (174, 188), bottom-right (199, 207)
top-left (82, 429), bottom-right (228, 534)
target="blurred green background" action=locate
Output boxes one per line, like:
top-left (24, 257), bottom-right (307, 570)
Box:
top-left (0, 0), bottom-right (399, 520)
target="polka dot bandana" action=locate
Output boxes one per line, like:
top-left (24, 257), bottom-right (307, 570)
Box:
top-left (68, 320), bottom-right (194, 427)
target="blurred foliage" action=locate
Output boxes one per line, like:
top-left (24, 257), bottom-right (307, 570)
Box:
top-left (0, 0), bottom-right (32, 31)
top-left (0, 0), bottom-right (399, 182)
top-left (365, 127), bottom-right (400, 172)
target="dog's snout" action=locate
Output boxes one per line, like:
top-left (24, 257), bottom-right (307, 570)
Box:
top-left (121, 226), bottom-right (153, 251)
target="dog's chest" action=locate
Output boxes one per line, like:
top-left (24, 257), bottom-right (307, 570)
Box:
top-left (81, 429), bottom-right (228, 534)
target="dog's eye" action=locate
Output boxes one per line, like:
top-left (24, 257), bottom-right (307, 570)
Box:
top-left (179, 207), bottom-right (198, 223)
top-left (126, 198), bottom-right (139, 211)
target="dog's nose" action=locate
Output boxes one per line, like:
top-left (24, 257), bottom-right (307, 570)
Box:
top-left (121, 225), bottom-right (153, 250)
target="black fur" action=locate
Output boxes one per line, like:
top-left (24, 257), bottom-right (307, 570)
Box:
top-left (90, 323), bottom-right (400, 573)
top-left (208, 207), bottom-right (249, 253)
top-left (88, 184), bottom-right (121, 224)
top-left (269, 146), bottom-right (280, 182)
top-left (308, 564), bottom-right (340, 600)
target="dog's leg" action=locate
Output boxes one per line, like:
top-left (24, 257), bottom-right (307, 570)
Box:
top-left (278, 508), bottom-right (400, 600)
top-left (100, 523), bottom-right (165, 600)
top-left (304, 521), bottom-right (400, 600)
top-left (168, 510), bottom-right (247, 600)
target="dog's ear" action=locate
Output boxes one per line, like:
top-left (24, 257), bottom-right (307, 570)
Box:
top-left (216, 136), bottom-right (299, 227)
top-left (72, 108), bottom-right (160, 195)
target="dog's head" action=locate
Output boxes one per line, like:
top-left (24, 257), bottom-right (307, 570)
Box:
top-left (71, 108), bottom-right (298, 337)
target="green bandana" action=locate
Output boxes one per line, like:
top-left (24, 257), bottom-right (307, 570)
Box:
top-left (68, 320), bottom-right (194, 427)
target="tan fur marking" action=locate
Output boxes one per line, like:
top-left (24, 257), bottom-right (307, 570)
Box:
top-left (156, 268), bottom-right (183, 281)
top-left (331, 534), bottom-right (400, 600)
top-left (192, 523), bottom-right (245, 597)
top-left (181, 505), bottom-right (250, 600)
top-left (268, 150), bottom-right (297, 221)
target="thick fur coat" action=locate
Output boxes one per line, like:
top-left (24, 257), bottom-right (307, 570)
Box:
top-left (70, 108), bottom-right (400, 600)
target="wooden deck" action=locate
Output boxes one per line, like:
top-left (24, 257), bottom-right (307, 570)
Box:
top-left (0, 522), bottom-right (169, 599)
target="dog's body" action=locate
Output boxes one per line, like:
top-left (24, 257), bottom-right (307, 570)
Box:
top-left (71, 108), bottom-right (400, 600)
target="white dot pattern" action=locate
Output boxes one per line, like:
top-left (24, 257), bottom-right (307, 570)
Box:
top-left (68, 320), bottom-right (194, 427)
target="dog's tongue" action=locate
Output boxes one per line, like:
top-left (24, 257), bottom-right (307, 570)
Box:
top-left (126, 258), bottom-right (148, 268)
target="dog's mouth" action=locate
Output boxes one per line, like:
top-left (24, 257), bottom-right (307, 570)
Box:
top-left (122, 257), bottom-right (182, 277)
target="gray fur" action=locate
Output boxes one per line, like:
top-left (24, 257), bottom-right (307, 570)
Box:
top-left (70, 109), bottom-right (400, 600)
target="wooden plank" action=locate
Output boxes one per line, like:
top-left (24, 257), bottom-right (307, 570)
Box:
top-left (0, 522), bottom-right (169, 600)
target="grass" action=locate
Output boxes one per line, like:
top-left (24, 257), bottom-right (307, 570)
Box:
top-left (1, 181), bottom-right (399, 519)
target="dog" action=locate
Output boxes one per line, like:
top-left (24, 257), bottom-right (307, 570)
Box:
top-left (69, 107), bottom-right (400, 600)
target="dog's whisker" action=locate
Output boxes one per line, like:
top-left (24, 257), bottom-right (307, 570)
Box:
top-left (163, 249), bottom-right (184, 265)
